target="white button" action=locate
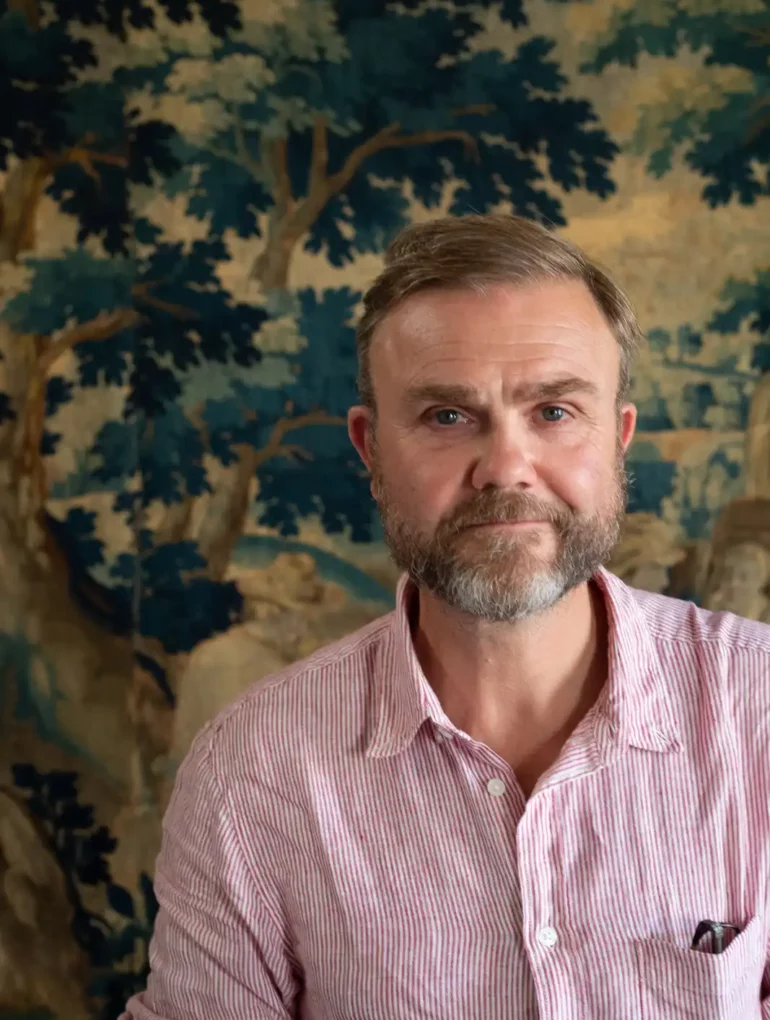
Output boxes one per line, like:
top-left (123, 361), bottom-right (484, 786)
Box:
top-left (487, 778), bottom-right (506, 797)
top-left (434, 730), bottom-right (451, 743)
top-left (537, 926), bottom-right (558, 948)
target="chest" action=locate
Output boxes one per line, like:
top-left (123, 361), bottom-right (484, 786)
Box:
top-left (499, 733), bottom-right (566, 798)
top-left (271, 733), bottom-right (769, 1020)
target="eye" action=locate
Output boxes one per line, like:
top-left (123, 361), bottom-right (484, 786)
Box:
top-left (431, 408), bottom-right (467, 426)
top-left (540, 405), bottom-right (569, 423)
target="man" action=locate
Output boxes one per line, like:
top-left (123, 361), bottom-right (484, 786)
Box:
top-left (123, 214), bottom-right (770, 1019)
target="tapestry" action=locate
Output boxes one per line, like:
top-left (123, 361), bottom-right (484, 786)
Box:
top-left (0, 0), bottom-right (768, 1014)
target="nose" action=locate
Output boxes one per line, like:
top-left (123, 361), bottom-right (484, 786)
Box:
top-left (470, 424), bottom-right (538, 491)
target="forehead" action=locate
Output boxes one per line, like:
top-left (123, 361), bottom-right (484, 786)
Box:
top-left (370, 279), bottom-right (620, 399)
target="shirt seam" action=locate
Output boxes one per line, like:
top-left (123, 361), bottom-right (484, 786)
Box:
top-left (206, 611), bottom-right (395, 730)
top-left (644, 627), bottom-right (770, 657)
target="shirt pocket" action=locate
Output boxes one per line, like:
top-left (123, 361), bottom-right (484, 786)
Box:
top-left (634, 916), bottom-right (765, 1020)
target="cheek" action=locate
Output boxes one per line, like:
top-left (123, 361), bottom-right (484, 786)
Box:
top-left (391, 444), bottom-right (464, 514)
top-left (545, 444), bottom-right (614, 505)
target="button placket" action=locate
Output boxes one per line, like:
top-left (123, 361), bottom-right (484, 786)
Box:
top-left (536, 926), bottom-right (558, 948)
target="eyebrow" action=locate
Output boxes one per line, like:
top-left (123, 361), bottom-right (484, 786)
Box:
top-left (402, 376), bottom-right (600, 409)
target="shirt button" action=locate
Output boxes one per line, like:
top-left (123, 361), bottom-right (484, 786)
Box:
top-left (487, 778), bottom-right (506, 797)
top-left (434, 730), bottom-right (450, 743)
top-left (537, 926), bottom-right (559, 948)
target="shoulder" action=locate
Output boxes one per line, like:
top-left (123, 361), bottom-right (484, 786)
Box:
top-left (624, 584), bottom-right (770, 741)
top-left (189, 608), bottom-right (395, 778)
top-left (628, 584), bottom-right (770, 657)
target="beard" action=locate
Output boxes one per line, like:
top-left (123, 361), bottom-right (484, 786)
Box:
top-left (371, 441), bottom-right (627, 623)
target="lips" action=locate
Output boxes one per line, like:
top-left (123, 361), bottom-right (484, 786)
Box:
top-left (466, 519), bottom-right (546, 528)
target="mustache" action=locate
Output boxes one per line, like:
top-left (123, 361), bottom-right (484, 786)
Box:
top-left (441, 493), bottom-right (572, 535)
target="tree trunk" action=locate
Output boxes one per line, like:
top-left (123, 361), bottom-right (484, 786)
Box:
top-left (0, 165), bottom-right (140, 798)
top-left (191, 407), bottom-right (346, 587)
top-left (0, 478), bottom-right (136, 784)
top-left (0, 158), bottom-right (49, 263)
top-left (0, 787), bottom-right (91, 1018)
top-left (195, 445), bottom-right (261, 582)
top-left (251, 225), bottom-right (297, 291)
top-left (8, 0), bottom-right (40, 27)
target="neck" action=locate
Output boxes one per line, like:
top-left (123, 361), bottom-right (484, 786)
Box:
top-left (410, 577), bottom-right (608, 780)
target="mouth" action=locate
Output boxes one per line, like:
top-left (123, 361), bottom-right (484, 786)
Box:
top-left (467, 520), bottom-right (547, 529)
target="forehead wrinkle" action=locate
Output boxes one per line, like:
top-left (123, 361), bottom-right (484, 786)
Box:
top-left (403, 374), bottom-right (599, 408)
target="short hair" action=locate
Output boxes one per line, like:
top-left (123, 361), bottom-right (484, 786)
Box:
top-left (356, 214), bottom-right (642, 411)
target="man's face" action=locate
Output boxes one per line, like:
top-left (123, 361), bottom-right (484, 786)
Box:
top-left (349, 280), bottom-right (637, 622)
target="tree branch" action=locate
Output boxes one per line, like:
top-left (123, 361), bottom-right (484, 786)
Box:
top-left (325, 124), bottom-right (480, 205)
top-left (8, 305), bottom-right (142, 529)
top-left (0, 138), bottom-right (129, 263)
top-left (743, 25), bottom-right (770, 48)
top-left (251, 107), bottom-right (492, 287)
top-left (32, 283), bottom-right (197, 378)
top-left (204, 144), bottom-right (252, 171)
top-left (384, 128), bottom-right (481, 159)
top-left (316, 109), bottom-right (494, 204)
top-left (322, 123), bottom-right (399, 196)
top-left (255, 120), bottom-right (457, 275)
top-left (255, 408), bottom-right (348, 469)
top-left (265, 137), bottom-right (293, 218)
top-left (13, 297), bottom-right (194, 510)
top-left (156, 492), bottom-right (197, 545)
top-left (40, 308), bottom-right (142, 376)
top-left (308, 116), bottom-right (329, 196)
top-left (133, 283), bottom-right (200, 321)
top-left (50, 135), bottom-right (129, 186)
top-left (450, 103), bottom-right (497, 117)
top-left (278, 443), bottom-right (311, 462)
top-left (197, 409), bottom-right (347, 580)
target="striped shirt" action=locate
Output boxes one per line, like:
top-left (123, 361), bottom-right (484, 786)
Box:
top-left (122, 566), bottom-right (770, 1019)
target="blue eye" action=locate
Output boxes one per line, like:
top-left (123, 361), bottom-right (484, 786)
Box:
top-left (541, 406), bottom-right (567, 422)
top-left (433, 408), bottom-right (463, 426)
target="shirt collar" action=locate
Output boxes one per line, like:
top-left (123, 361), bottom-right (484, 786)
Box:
top-left (366, 575), bottom-right (447, 758)
top-left (592, 567), bottom-right (682, 755)
top-left (366, 567), bottom-right (681, 760)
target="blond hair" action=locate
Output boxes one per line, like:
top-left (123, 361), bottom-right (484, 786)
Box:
top-left (356, 214), bottom-right (641, 410)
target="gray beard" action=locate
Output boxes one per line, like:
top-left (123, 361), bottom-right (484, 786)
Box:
top-left (373, 460), bottom-right (627, 623)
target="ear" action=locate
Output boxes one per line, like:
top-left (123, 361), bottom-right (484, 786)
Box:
top-left (618, 402), bottom-right (637, 454)
top-left (348, 405), bottom-right (375, 471)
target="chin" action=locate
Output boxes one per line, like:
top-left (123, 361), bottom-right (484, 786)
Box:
top-left (459, 554), bottom-right (556, 589)
top-left (462, 532), bottom-right (556, 566)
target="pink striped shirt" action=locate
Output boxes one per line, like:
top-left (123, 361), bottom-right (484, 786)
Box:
top-left (122, 567), bottom-right (770, 1019)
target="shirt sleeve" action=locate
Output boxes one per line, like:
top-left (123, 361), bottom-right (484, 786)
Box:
top-left (119, 722), bottom-right (299, 1019)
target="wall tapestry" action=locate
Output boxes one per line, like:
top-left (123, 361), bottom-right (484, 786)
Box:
top-left (0, 0), bottom-right (768, 1015)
